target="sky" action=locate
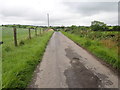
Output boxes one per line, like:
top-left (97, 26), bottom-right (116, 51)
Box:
top-left (0, 0), bottom-right (119, 26)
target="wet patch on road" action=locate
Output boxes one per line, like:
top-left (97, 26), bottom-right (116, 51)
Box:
top-left (64, 47), bottom-right (102, 88)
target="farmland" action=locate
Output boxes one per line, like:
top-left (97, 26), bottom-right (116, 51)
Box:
top-left (61, 28), bottom-right (119, 70)
top-left (2, 27), bottom-right (34, 47)
top-left (1, 0), bottom-right (119, 88)
top-left (2, 26), bottom-right (53, 88)
top-left (1, 22), bottom-right (119, 88)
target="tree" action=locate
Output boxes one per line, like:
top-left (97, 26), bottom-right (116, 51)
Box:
top-left (113, 26), bottom-right (120, 31)
top-left (70, 25), bottom-right (77, 30)
top-left (91, 21), bottom-right (109, 31)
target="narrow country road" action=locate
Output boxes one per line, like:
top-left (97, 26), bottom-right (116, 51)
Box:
top-left (29, 32), bottom-right (118, 88)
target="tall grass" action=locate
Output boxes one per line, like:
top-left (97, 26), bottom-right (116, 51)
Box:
top-left (2, 31), bottom-right (53, 88)
top-left (62, 32), bottom-right (119, 70)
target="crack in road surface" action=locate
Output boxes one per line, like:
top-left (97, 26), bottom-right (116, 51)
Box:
top-left (28, 32), bottom-right (118, 88)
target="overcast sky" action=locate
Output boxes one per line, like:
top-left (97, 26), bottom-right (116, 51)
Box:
top-left (0, 0), bottom-right (119, 26)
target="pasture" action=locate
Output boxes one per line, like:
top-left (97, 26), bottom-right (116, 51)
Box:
top-left (2, 27), bottom-right (53, 88)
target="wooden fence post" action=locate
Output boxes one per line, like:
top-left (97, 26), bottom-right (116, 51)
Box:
top-left (43, 29), bottom-right (45, 33)
top-left (29, 28), bottom-right (31, 39)
top-left (40, 28), bottom-right (42, 35)
top-left (13, 27), bottom-right (17, 46)
top-left (35, 28), bottom-right (37, 36)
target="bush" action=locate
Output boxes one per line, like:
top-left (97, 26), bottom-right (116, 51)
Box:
top-left (91, 21), bottom-right (109, 31)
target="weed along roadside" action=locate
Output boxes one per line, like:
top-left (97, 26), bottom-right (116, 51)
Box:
top-left (62, 31), bottom-right (119, 71)
top-left (2, 28), bottom-right (54, 88)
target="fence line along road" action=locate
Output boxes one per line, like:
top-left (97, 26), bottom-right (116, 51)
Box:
top-left (2, 26), bottom-right (45, 47)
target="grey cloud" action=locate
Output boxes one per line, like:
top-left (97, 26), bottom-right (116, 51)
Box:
top-left (0, 7), bottom-right (30, 17)
top-left (0, 0), bottom-right (118, 26)
top-left (64, 2), bottom-right (118, 16)
top-left (0, 7), bottom-right (47, 25)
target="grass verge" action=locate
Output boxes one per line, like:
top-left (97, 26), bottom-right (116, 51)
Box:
top-left (62, 31), bottom-right (119, 70)
top-left (2, 31), bottom-right (53, 88)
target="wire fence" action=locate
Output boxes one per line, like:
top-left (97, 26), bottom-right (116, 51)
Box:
top-left (1, 26), bottom-right (47, 46)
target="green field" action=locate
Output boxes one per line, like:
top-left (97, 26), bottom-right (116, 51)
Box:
top-left (62, 31), bottom-right (119, 70)
top-left (2, 27), bottom-right (42, 47)
top-left (2, 27), bottom-right (53, 88)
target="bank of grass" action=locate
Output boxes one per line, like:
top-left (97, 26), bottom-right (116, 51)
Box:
top-left (62, 31), bottom-right (119, 70)
top-left (2, 31), bottom-right (53, 88)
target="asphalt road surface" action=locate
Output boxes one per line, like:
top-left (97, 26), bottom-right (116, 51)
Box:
top-left (29, 32), bottom-right (118, 88)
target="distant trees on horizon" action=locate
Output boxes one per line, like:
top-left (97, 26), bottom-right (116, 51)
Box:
top-left (1, 20), bottom-right (120, 31)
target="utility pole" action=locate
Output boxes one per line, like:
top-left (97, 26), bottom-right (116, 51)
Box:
top-left (47, 13), bottom-right (49, 27)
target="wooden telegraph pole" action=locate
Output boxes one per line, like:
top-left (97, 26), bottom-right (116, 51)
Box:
top-left (47, 13), bottom-right (49, 27)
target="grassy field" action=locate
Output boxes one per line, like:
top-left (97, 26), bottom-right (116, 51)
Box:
top-left (2, 27), bottom-right (41, 47)
top-left (2, 27), bottom-right (53, 88)
top-left (62, 31), bottom-right (119, 70)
